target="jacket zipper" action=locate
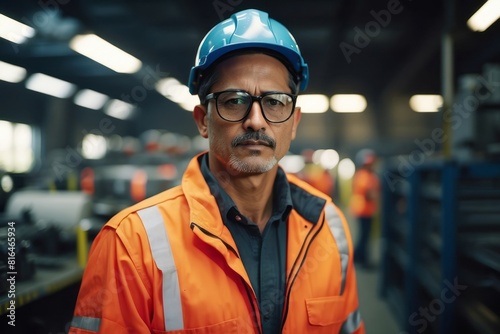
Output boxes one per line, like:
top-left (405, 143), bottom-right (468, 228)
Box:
top-left (243, 279), bottom-right (263, 334)
top-left (191, 222), bottom-right (262, 333)
top-left (280, 216), bottom-right (325, 332)
top-left (190, 222), bottom-right (239, 257)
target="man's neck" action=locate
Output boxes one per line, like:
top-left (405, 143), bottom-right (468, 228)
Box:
top-left (214, 168), bottom-right (276, 232)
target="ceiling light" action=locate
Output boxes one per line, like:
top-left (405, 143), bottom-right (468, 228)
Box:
top-left (25, 73), bottom-right (77, 98)
top-left (156, 78), bottom-right (190, 103)
top-left (0, 60), bottom-right (27, 83)
top-left (156, 77), bottom-right (200, 111)
top-left (74, 89), bottom-right (109, 110)
top-left (338, 158), bottom-right (356, 179)
top-left (104, 99), bottom-right (136, 120)
top-left (155, 77), bottom-right (181, 96)
top-left (0, 13), bottom-right (35, 44)
top-left (1, 174), bottom-right (14, 193)
top-left (409, 94), bottom-right (443, 112)
top-left (467, 0), bottom-right (500, 32)
top-left (296, 94), bottom-right (329, 113)
top-left (82, 134), bottom-right (107, 160)
top-left (179, 95), bottom-right (201, 111)
top-left (330, 94), bottom-right (367, 113)
top-left (0, 120), bottom-right (13, 150)
top-left (69, 34), bottom-right (142, 74)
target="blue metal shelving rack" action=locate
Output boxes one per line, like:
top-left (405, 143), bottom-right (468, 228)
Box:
top-left (380, 160), bottom-right (500, 334)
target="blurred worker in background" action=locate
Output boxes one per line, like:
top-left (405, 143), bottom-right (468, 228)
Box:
top-left (350, 149), bottom-right (380, 269)
top-left (70, 8), bottom-right (364, 334)
top-left (296, 148), bottom-right (335, 197)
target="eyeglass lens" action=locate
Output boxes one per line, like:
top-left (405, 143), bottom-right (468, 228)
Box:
top-left (216, 91), bottom-right (294, 122)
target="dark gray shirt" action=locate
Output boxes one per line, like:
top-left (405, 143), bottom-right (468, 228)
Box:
top-left (200, 154), bottom-right (292, 333)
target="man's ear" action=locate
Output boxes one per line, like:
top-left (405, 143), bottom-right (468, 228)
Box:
top-left (193, 104), bottom-right (209, 138)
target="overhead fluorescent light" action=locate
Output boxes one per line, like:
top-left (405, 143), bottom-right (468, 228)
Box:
top-left (25, 73), bottom-right (77, 98)
top-left (0, 60), bottom-right (27, 83)
top-left (104, 99), bottom-right (136, 120)
top-left (0, 13), bottom-right (35, 44)
top-left (69, 34), bottom-right (142, 74)
top-left (156, 77), bottom-right (190, 103)
top-left (467, 0), bottom-right (500, 32)
top-left (155, 77), bottom-right (182, 99)
top-left (74, 89), bottom-right (109, 110)
top-left (409, 94), bottom-right (443, 112)
top-left (330, 94), bottom-right (367, 113)
top-left (156, 77), bottom-right (200, 111)
top-left (296, 94), bottom-right (329, 113)
top-left (179, 95), bottom-right (200, 111)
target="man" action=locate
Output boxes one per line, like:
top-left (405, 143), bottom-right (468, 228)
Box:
top-left (351, 149), bottom-right (380, 269)
top-left (296, 148), bottom-right (335, 197)
top-left (69, 9), bottom-right (364, 334)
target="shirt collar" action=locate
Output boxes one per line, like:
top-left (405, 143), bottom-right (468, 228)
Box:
top-left (200, 153), bottom-right (293, 225)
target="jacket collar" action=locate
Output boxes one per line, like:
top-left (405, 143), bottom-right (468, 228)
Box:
top-left (182, 152), bottom-right (327, 233)
top-left (199, 153), bottom-right (293, 227)
top-left (182, 152), bottom-right (224, 234)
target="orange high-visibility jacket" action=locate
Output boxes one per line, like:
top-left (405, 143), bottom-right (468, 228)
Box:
top-left (350, 168), bottom-right (380, 218)
top-left (70, 154), bottom-right (364, 334)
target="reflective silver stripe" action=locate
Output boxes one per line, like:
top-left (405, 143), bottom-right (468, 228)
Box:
top-left (340, 309), bottom-right (362, 333)
top-left (71, 316), bottom-right (101, 332)
top-left (137, 206), bottom-right (184, 331)
top-left (325, 204), bottom-right (361, 332)
top-left (325, 204), bottom-right (349, 294)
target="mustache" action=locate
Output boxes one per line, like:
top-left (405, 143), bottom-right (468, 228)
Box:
top-left (232, 131), bottom-right (276, 148)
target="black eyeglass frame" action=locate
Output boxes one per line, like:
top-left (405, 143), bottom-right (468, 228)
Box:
top-left (204, 89), bottom-right (298, 123)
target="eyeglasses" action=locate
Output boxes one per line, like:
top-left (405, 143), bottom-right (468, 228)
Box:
top-left (205, 89), bottom-right (297, 123)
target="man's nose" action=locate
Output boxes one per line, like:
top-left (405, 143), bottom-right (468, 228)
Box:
top-left (242, 101), bottom-right (267, 131)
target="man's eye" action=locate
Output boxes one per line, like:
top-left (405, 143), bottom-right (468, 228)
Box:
top-left (227, 98), bottom-right (247, 105)
top-left (267, 99), bottom-right (283, 106)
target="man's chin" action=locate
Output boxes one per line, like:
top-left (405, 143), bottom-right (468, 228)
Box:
top-left (228, 155), bottom-right (277, 174)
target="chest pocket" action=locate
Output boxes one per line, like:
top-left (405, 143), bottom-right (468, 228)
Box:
top-left (306, 296), bottom-right (346, 327)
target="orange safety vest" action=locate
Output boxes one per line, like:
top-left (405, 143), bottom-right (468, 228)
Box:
top-left (297, 163), bottom-right (335, 196)
top-left (350, 168), bottom-right (380, 218)
top-left (69, 153), bottom-right (365, 334)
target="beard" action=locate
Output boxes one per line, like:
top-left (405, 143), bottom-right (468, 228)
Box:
top-left (228, 152), bottom-right (278, 173)
top-left (210, 130), bottom-right (279, 174)
top-left (231, 131), bottom-right (277, 173)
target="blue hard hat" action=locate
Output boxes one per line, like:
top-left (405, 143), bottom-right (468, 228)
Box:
top-left (188, 9), bottom-right (309, 95)
top-left (355, 149), bottom-right (376, 167)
